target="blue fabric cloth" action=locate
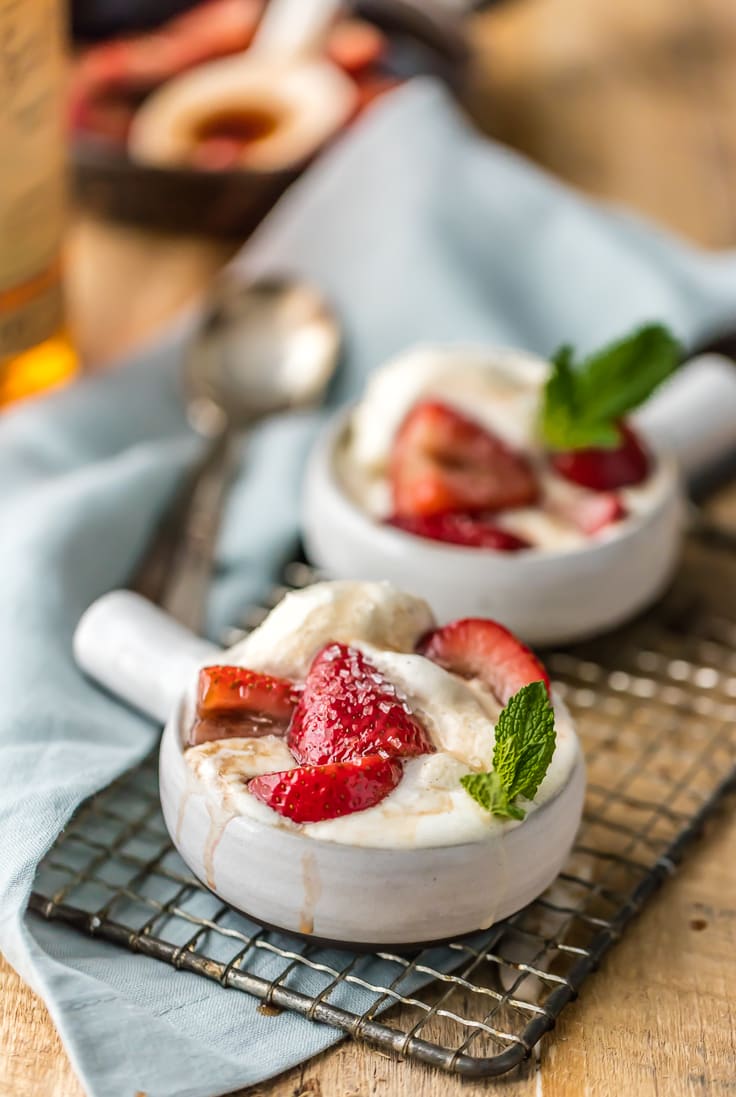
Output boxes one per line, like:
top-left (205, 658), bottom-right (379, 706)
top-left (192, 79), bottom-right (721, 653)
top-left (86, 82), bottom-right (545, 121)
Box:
top-left (2, 80), bottom-right (736, 1097)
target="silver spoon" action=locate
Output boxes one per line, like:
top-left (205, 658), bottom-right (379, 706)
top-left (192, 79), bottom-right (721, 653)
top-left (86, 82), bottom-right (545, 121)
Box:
top-left (131, 272), bottom-right (341, 633)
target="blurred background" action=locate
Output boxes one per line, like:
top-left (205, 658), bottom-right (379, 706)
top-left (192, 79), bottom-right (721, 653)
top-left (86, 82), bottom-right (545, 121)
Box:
top-left (3, 0), bottom-right (736, 394)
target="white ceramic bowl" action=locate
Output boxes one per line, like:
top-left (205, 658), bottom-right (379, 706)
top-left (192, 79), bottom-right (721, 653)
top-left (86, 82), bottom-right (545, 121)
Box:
top-left (129, 57), bottom-right (356, 173)
top-left (302, 407), bottom-right (685, 647)
top-left (162, 709), bottom-right (585, 946)
top-left (75, 591), bottom-right (585, 948)
top-left (303, 352), bottom-right (736, 647)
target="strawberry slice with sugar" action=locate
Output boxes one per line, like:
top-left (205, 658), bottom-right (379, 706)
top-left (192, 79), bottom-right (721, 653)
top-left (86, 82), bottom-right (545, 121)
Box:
top-left (189, 665), bottom-right (300, 746)
top-left (390, 400), bottom-right (538, 518)
top-left (388, 510), bottom-right (530, 551)
top-left (550, 422), bottom-right (649, 491)
top-left (249, 755), bottom-right (402, 823)
top-left (197, 665), bottom-right (300, 719)
top-left (418, 618), bottom-right (550, 706)
top-left (288, 642), bottom-right (434, 766)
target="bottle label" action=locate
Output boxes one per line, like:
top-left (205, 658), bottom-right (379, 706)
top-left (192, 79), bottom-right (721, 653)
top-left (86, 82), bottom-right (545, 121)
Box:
top-left (0, 0), bottom-right (66, 356)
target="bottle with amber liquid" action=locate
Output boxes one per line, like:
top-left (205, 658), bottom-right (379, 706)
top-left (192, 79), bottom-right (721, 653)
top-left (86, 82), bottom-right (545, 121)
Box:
top-left (0, 0), bottom-right (78, 408)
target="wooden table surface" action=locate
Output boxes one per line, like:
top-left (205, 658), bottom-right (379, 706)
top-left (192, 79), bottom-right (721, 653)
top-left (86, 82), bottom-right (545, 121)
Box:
top-left (3, 1), bottom-right (736, 1094)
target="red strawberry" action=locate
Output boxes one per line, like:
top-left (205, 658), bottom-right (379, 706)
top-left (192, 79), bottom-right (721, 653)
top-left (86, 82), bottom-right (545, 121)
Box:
top-left (189, 665), bottom-right (299, 746)
top-left (550, 491), bottom-right (627, 535)
top-left (197, 665), bottom-right (299, 719)
top-left (388, 510), bottom-right (530, 551)
top-left (189, 715), bottom-right (286, 746)
top-left (390, 400), bottom-right (538, 519)
top-left (249, 755), bottom-right (402, 823)
top-left (326, 19), bottom-right (386, 74)
top-left (288, 643), bottom-right (434, 766)
top-left (418, 618), bottom-right (550, 706)
top-left (550, 422), bottom-right (649, 491)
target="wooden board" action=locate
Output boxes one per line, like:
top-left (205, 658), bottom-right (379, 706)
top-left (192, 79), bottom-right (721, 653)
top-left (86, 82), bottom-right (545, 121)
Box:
top-left (3, 0), bottom-right (736, 1094)
top-left (3, 801), bottom-right (735, 1097)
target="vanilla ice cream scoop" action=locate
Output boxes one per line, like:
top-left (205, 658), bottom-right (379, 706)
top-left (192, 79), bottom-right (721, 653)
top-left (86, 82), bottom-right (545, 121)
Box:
top-left (227, 580), bottom-right (434, 679)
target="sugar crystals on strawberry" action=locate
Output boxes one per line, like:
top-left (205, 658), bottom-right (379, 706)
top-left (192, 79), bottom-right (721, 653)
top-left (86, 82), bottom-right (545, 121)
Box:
top-left (249, 755), bottom-right (403, 824)
top-left (287, 642), bottom-right (435, 766)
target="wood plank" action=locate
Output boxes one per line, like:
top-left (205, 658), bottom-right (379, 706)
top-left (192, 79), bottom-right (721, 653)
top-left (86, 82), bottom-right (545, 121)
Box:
top-left (467, 0), bottom-right (736, 246)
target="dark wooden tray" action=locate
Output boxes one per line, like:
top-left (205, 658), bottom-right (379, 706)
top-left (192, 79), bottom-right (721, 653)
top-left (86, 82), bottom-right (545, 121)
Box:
top-left (72, 0), bottom-right (468, 237)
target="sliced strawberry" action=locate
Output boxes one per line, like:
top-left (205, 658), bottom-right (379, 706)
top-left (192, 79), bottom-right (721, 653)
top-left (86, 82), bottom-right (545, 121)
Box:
top-left (189, 665), bottom-right (299, 745)
top-left (327, 19), bottom-right (386, 74)
top-left (288, 643), bottom-right (434, 766)
top-left (550, 491), bottom-right (627, 535)
top-left (197, 665), bottom-right (299, 720)
top-left (388, 510), bottom-right (530, 551)
top-left (550, 422), bottom-right (649, 491)
top-left (249, 755), bottom-right (402, 823)
top-left (390, 400), bottom-right (537, 519)
top-left (418, 619), bottom-right (550, 706)
top-left (189, 715), bottom-right (284, 746)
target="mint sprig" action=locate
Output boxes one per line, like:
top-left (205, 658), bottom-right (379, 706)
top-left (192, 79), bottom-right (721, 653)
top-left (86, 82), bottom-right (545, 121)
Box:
top-left (461, 681), bottom-right (556, 821)
top-left (541, 323), bottom-right (682, 451)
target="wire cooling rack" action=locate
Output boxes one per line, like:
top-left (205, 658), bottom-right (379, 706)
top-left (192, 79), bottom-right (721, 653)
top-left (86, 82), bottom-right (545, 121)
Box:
top-left (29, 532), bottom-right (736, 1079)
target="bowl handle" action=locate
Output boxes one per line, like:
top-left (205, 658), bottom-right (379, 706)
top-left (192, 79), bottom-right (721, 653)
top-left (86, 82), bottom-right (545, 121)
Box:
top-left (74, 590), bottom-right (221, 724)
top-left (635, 353), bottom-right (736, 491)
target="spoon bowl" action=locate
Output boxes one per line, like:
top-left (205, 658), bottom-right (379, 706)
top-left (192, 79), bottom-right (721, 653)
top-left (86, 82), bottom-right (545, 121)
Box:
top-left (130, 271), bottom-right (340, 632)
top-left (185, 272), bottom-right (341, 432)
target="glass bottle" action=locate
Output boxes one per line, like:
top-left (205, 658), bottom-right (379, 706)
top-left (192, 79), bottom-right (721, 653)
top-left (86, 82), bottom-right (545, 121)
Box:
top-left (0, 0), bottom-right (78, 407)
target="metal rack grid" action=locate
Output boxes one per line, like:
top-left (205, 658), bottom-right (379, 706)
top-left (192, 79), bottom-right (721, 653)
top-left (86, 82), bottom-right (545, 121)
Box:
top-left (29, 533), bottom-right (736, 1079)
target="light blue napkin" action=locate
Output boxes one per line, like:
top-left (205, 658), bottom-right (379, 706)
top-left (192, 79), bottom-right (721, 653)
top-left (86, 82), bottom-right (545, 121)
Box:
top-left (3, 80), bottom-right (736, 1097)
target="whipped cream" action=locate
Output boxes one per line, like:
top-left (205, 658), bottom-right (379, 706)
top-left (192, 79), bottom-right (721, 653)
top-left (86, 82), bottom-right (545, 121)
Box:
top-left (337, 344), bottom-right (669, 550)
top-left (227, 580), bottom-right (435, 679)
top-left (184, 581), bottom-right (581, 849)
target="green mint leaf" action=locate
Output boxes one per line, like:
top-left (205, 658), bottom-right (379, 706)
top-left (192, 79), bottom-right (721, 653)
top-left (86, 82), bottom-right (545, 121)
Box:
top-left (492, 681), bottom-right (556, 802)
top-left (460, 771), bottom-right (526, 820)
top-left (460, 681), bottom-right (555, 820)
top-left (543, 345), bottom-right (622, 450)
top-left (575, 324), bottom-right (682, 425)
top-left (541, 323), bottom-right (682, 451)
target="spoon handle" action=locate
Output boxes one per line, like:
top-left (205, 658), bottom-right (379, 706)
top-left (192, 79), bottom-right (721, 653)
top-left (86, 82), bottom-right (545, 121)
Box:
top-left (128, 441), bottom-right (219, 606)
top-left (249, 0), bottom-right (342, 61)
top-left (156, 428), bottom-right (241, 634)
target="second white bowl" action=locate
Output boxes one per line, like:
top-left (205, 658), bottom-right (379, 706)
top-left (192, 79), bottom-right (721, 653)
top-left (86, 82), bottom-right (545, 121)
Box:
top-left (302, 408), bottom-right (685, 647)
